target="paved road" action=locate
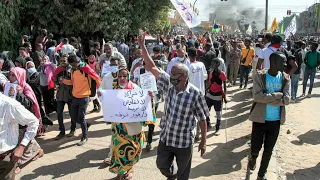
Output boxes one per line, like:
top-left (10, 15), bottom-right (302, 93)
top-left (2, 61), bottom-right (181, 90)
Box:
top-left (16, 74), bottom-right (320, 180)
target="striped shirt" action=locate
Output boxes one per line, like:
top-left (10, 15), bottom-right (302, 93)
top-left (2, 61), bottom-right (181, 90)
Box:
top-left (157, 72), bottom-right (210, 148)
top-left (0, 93), bottom-right (39, 154)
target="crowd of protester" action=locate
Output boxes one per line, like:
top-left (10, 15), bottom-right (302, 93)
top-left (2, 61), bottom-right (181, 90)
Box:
top-left (0, 28), bottom-right (319, 180)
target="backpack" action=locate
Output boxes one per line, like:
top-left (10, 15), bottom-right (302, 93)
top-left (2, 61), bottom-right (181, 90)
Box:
top-left (269, 47), bottom-right (291, 71)
top-left (79, 70), bottom-right (96, 97)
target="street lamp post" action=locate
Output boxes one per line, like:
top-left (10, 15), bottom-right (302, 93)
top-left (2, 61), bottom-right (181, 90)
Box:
top-left (265, 0), bottom-right (269, 31)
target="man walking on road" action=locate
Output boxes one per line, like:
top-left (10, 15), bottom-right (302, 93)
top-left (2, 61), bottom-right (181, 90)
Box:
top-left (248, 52), bottom-right (291, 180)
top-left (239, 39), bottom-right (255, 89)
top-left (138, 32), bottom-right (209, 180)
top-left (61, 54), bottom-right (101, 146)
top-left (302, 42), bottom-right (320, 98)
top-left (229, 40), bottom-right (241, 86)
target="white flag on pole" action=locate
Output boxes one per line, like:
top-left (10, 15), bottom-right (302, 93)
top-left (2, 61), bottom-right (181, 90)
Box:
top-left (283, 16), bottom-right (297, 39)
top-left (170, 0), bottom-right (200, 28)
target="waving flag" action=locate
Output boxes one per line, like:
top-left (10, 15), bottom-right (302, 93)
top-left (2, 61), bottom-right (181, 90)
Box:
top-left (270, 18), bottom-right (278, 32)
top-left (170, 0), bottom-right (200, 28)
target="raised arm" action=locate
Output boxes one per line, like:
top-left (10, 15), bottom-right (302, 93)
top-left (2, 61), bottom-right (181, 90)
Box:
top-left (138, 32), bottom-right (161, 79)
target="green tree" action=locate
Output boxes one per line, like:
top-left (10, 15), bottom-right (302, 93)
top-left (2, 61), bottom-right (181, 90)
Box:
top-left (19, 0), bottom-right (171, 39)
top-left (0, 1), bottom-right (20, 54)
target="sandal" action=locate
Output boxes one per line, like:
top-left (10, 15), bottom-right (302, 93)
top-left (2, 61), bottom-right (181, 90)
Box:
top-left (15, 167), bottom-right (21, 174)
top-left (103, 157), bottom-right (111, 165)
top-left (124, 168), bottom-right (134, 180)
top-left (32, 149), bottom-right (44, 161)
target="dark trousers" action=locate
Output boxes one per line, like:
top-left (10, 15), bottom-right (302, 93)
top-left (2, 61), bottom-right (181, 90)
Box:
top-left (0, 153), bottom-right (16, 180)
top-left (40, 86), bottom-right (55, 114)
top-left (147, 124), bottom-right (155, 144)
top-left (71, 97), bottom-right (89, 138)
top-left (156, 141), bottom-right (193, 180)
top-left (57, 101), bottom-right (76, 134)
top-left (251, 121), bottom-right (280, 177)
top-left (239, 65), bottom-right (250, 86)
top-left (205, 96), bottom-right (222, 130)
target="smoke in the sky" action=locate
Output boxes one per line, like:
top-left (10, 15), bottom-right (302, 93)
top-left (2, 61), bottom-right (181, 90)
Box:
top-left (206, 0), bottom-right (266, 33)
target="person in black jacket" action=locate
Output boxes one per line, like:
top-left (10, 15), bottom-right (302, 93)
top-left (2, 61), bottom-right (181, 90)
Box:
top-left (52, 54), bottom-right (76, 140)
top-left (0, 52), bottom-right (15, 73)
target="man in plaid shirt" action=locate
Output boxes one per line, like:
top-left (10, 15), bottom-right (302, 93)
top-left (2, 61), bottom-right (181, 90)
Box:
top-left (138, 33), bottom-right (209, 180)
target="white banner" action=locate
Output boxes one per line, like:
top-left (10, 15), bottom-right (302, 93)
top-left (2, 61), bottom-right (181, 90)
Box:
top-left (100, 89), bottom-right (153, 123)
top-left (170, 0), bottom-right (200, 28)
top-left (139, 72), bottom-right (157, 92)
top-left (284, 16), bottom-right (297, 38)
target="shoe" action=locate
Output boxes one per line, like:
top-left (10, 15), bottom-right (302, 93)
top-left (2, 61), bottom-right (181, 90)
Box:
top-left (307, 93), bottom-right (312, 98)
top-left (195, 136), bottom-right (200, 142)
top-left (96, 105), bottom-right (101, 113)
top-left (248, 157), bottom-right (257, 171)
top-left (89, 108), bottom-right (98, 113)
top-left (244, 84), bottom-right (247, 89)
top-left (291, 99), bottom-right (296, 103)
top-left (77, 137), bottom-right (88, 146)
top-left (233, 82), bottom-right (236, 86)
top-left (87, 123), bottom-right (91, 130)
top-left (54, 133), bottom-right (65, 140)
top-left (207, 122), bottom-right (213, 130)
top-left (239, 84), bottom-right (243, 89)
top-left (256, 175), bottom-right (267, 180)
top-left (146, 143), bottom-right (152, 152)
top-left (215, 128), bottom-right (220, 135)
top-left (301, 93), bottom-right (305, 97)
top-left (66, 131), bottom-right (75, 137)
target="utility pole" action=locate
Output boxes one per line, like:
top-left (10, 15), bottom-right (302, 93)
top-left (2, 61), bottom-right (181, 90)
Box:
top-left (265, 0), bottom-right (269, 31)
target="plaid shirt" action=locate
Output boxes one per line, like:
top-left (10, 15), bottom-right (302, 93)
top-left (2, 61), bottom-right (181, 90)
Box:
top-left (157, 72), bottom-right (210, 148)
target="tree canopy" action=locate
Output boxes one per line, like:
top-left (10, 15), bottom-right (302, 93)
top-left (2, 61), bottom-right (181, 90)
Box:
top-left (0, 0), bottom-right (172, 53)
top-left (19, 0), bottom-right (172, 39)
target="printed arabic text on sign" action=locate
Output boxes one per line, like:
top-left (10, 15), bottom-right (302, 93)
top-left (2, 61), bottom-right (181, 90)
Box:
top-left (100, 89), bottom-right (153, 123)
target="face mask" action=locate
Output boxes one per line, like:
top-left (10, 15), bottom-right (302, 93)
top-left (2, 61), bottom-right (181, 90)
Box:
top-left (0, 59), bottom-right (4, 63)
top-left (177, 57), bottom-right (184, 62)
top-left (170, 74), bottom-right (183, 86)
top-left (28, 67), bottom-right (36, 74)
top-left (110, 66), bottom-right (118, 73)
top-left (44, 62), bottom-right (50, 65)
top-left (119, 82), bottom-right (128, 89)
top-left (13, 80), bottom-right (19, 84)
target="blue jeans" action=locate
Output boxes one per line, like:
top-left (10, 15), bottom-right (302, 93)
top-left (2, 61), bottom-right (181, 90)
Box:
top-left (71, 97), bottom-right (89, 138)
top-left (57, 101), bottom-right (76, 134)
top-left (240, 65), bottom-right (250, 85)
top-left (291, 74), bottom-right (300, 100)
top-left (302, 67), bottom-right (316, 94)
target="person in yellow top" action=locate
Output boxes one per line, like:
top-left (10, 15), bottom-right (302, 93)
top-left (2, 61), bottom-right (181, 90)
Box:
top-left (61, 54), bottom-right (101, 146)
top-left (240, 38), bottom-right (255, 89)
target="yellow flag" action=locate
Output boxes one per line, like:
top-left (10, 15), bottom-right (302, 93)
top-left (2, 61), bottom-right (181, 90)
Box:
top-left (270, 18), bottom-right (278, 32)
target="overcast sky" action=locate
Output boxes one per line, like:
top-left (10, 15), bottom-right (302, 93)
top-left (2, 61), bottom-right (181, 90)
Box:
top-left (194, 0), bottom-right (318, 25)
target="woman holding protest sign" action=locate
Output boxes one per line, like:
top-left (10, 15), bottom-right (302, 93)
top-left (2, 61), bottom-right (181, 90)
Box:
top-left (101, 68), bottom-right (155, 180)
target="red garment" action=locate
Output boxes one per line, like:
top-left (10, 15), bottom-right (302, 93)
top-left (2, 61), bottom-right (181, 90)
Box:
top-left (88, 61), bottom-right (98, 71)
top-left (51, 66), bottom-right (66, 81)
top-left (80, 64), bottom-right (101, 89)
top-left (270, 44), bottom-right (281, 48)
top-left (196, 48), bottom-right (204, 61)
top-left (209, 71), bottom-right (227, 94)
